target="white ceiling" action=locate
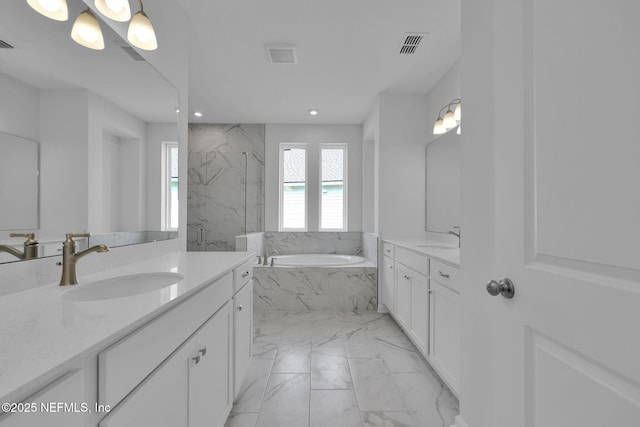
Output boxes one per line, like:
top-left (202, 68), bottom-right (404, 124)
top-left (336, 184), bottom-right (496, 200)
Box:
top-left (183, 0), bottom-right (461, 125)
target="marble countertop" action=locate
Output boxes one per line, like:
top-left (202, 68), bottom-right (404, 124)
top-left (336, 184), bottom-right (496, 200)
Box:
top-left (0, 251), bottom-right (253, 404)
top-left (383, 238), bottom-right (461, 267)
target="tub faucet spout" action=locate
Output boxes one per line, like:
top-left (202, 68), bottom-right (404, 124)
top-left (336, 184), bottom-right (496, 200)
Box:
top-left (263, 250), bottom-right (278, 266)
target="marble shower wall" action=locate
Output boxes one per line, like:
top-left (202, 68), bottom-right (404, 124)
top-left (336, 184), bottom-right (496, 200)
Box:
top-left (235, 232), bottom-right (264, 260)
top-left (187, 124), bottom-right (265, 251)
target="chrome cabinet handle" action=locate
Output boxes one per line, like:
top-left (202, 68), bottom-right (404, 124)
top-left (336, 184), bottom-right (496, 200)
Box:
top-left (192, 354), bottom-right (201, 364)
top-left (438, 271), bottom-right (450, 279)
top-left (237, 305), bottom-right (243, 311)
top-left (199, 347), bottom-right (207, 357)
top-left (242, 271), bottom-right (250, 278)
top-left (403, 275), bottom-right (410, 280)
top-left (385, 249), bottom-right (391, 253)
top-left (486, 278), bottom-right (515, 299)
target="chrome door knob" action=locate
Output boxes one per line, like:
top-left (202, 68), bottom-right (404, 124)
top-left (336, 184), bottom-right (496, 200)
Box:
top-left (486, 278), bottom-right (515, 299)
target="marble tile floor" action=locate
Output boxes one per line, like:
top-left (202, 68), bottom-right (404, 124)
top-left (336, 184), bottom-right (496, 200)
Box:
top-left (225, 311), bottom-right (459, 427)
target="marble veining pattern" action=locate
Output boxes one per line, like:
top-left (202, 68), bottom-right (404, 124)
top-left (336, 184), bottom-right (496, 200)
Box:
top-left (225, 311), bottom-right (458, 427)
top-left (253, 266), bottom-right (377, 312)
top-left (187, 124), bottom-right (265, 252)
top-left (263, 232), bottom-right (363, 256)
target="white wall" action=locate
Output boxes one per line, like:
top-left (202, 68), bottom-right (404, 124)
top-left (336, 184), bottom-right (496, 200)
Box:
top-left (0, 71), bottom-right (39, 140)
top-left (87, 92), bottom-right (146, 233)
top-left (38, 90), bottom-right (89, 239)
top-left (264, 124), bottom-right (363, 232)
top-left (376, 93), bottom-right (430, 238)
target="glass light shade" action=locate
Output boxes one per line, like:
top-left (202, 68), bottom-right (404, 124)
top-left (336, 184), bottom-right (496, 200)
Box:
top-left (433, 117), bottom-right (446, 135)
top-left (95, 0), bottom-right (131, 22)
top-left (128, 10), bottom-right (158, 51)
top-left (443, 109), bottom-right (457, 129)
top-left (454, 102), bottom-right (461, 121)
top-left (27, 0), bottom-right (68, 21)
top-left (71, 9), bottom-right (105, 50)
top-left (457, 124), bottom-right (461, 135)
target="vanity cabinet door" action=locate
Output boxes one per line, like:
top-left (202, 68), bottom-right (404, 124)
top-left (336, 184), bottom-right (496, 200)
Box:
top-left (381, 255), bottom-right (395, 313)
top-left (0, 369), bottom-right (85, 427)
top-left (394, 264), bottom-right (412, 330)
top-left (233, 282), bottom-right (253, 399)
top-left (409, 271), bottom-right (429, 355)
top-left (428, 281), bottom-right (460, 393)
top-left (189, 303), bottom-right (233, 427)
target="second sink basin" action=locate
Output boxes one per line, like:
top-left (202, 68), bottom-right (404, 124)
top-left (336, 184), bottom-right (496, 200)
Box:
top-left (62, 272), bottom-right (184, 301)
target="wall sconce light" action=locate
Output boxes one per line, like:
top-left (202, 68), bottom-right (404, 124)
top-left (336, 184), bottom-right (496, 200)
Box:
top-left (433, 98), bottom-right (461, 135)
top-left (127, 0), bottom-right (158, 51)
top-left (27, 0), bottom-right (68, 21)
top-left (26, 0), bottom-right (157, 51)
top-left (71, 8), bottom-right (105, 50)
top-left (94, 0), bottom-right (131, 22)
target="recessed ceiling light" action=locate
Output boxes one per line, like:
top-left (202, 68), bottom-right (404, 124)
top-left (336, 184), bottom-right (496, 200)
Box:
top-left (175, 107), bottom-right (180, 113)
top-left (194, 112), bottom-right (202, 117)
top-left (309, 109), bottom-right (319, 116)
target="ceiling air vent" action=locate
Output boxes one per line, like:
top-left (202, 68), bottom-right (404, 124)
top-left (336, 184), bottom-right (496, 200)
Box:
top-left (120, 45), bottom-right (146, 62)
top-left (399, 33), bottom-right (426, 55)
top-left (0, 40), bottom-right (15, 49)
top-left (265, 43), bottom-right (297, 64)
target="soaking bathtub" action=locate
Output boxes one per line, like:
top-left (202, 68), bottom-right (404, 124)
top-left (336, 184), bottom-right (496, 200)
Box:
top-left (267, 254), bottom-right (367, 267)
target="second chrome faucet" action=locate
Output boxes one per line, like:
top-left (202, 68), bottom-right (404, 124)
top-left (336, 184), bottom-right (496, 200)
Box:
top-left (59, 233), bottom-right (110, 286)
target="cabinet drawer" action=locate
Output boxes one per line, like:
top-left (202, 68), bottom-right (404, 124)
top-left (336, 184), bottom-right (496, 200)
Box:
top-left (99, 273), bottom-right (233, 407)
top-left (429, 259), bottom-right (460, 293)
top-left (382, 242), bottom-right (395, 258)
top-left (233, 259), bottom-right (254, 293)
top-left (396, 247), bottom-right (428, 277)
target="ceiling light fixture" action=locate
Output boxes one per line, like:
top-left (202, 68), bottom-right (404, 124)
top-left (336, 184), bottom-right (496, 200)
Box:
top-left (26, 0), bottom-right (68, 21)
top-left (433, 98), bottom-right (461, 135)
top-left (127, 0), bottom-right (157, 51)
top-left (71, 8), bottom-right (105, 50)
top-left (194, 112), bottom-right (203, 117)
top-left (309, 109), bottom-right (319, 116)
top-left (95, 0), bottom-right (131, 22)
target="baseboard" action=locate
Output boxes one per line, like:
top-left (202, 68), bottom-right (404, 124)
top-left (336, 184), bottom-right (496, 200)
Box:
top-left (451, 415), bottom-right (468, 427)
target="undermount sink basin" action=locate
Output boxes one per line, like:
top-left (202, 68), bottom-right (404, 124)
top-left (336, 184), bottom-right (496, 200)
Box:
top-left (62, 272), bottom-right (184, 301)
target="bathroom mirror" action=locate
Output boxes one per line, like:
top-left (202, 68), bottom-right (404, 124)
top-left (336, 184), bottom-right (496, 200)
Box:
top-left (0, 1), bottom-right (178, 264)
top-left (0, 134), bottom-right (39, 230)
top-left (425, 130), bottom-right (461, 232)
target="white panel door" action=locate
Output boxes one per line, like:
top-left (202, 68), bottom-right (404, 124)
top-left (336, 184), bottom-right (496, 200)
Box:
top-left (464, 0), bottom-right (640, 425)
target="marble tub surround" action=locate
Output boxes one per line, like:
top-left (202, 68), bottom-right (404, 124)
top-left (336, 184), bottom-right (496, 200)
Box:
top-left (362, 232), bottom-right (378, 265)
top-left (188, 124), bottom-right (265, 252)
top-left (253, 266), bottom-right (377, 311)
top-left (0, 251), bottom-right (253, 404)
top-left (264, 232), bottom-right (363, 256)
top-left (383, 238), bottom-right (460, 267)
top-left (225, 311), bottom-right (459, 427)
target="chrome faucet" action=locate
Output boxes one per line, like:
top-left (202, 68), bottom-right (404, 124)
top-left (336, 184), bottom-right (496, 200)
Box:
top-left (0, 233), bottom-right (39, 260)
top-left (448, 226), bottom-right (461, 247)
top-left (59, 233), bottom-right (110, 286)
top-left (263, 250), bottom-right (278, 266)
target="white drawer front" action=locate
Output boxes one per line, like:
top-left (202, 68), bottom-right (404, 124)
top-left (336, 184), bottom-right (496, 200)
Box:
top-left (98, 273), bottom-right (233, 408)
top-left (233, 259), bottom-right (254, 293)
top-left (429, 259), bottom-right (460, 293)
top-left (395, 247), bottom-right (428, 277)
top-left (382, 242), bottom-right (395, 258)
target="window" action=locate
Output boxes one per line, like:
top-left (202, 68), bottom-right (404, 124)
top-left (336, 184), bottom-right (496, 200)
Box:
top-left (278, 143), bottom-right (348, 231)
top-left (163, 142), bottom-right (179, 231)
top-left (279, 144), bottom-right (307, 230)
top-left (320, 145), bottom-right (347, 231)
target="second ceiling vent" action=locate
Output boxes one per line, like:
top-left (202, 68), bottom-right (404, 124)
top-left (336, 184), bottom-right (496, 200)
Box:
top-left (265, 43), bottom-right (297, 64)
top-left (399, 33), bottom-right (427, 55)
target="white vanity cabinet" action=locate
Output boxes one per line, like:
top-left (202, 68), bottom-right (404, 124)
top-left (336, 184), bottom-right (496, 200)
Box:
top-left (381, 243), bottom-right (395, 312)
top-left (381, 240), bottom-right (460, 395)
top-left (428, 260), bottom-right (461, 393)
top-left (232, 259), bottom-right (254, 398)
top-left (0, 369), bottom-right (86, 427)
